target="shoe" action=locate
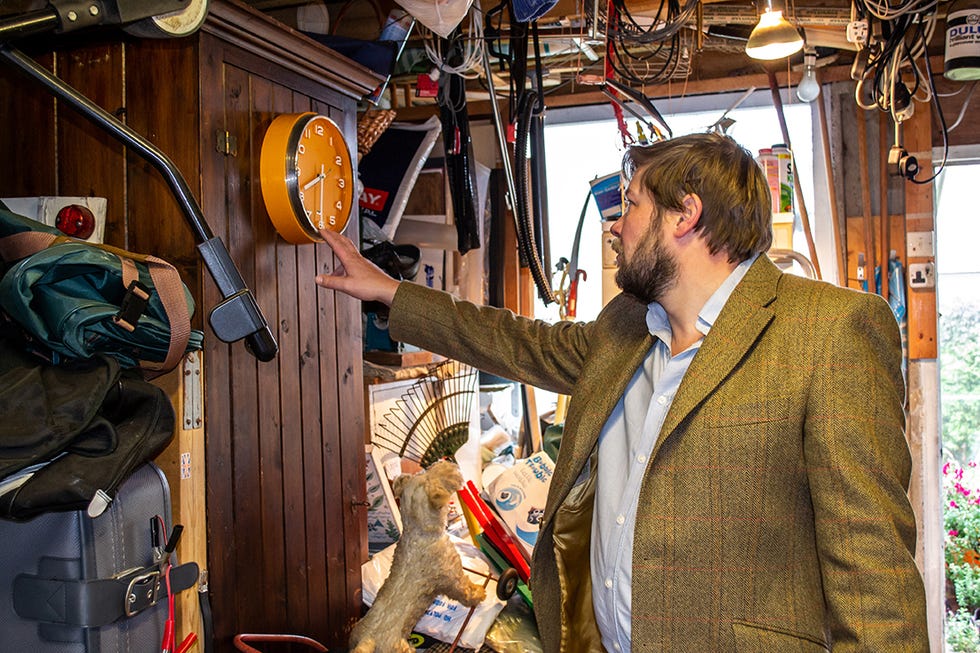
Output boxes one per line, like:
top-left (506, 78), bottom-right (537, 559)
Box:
top-left (362, 241), bottom-right (421, 281)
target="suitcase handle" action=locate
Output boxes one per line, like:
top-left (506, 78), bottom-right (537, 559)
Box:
top-left (233, 634), bottom-right (328, 652)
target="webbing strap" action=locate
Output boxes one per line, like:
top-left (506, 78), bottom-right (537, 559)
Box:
top-left (0, 231), bottom-right (59, 261)
top-left (138, 255), bottom-right (190, 373)
top-left (0, 233), bottom-right (190, 372)
top-left (13, 561), bottom-right (199, 628)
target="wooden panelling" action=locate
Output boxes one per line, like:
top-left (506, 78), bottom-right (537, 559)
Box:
top-left (57, 43), bottom-right (127, 244)
top-left (0, 51), bottom-right (56, 198)
top-left (843, 214), bottom-right (906, 291)
top-left (125, 37), bottom-right (202, 287)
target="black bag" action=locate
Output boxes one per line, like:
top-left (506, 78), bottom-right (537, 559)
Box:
top-left (0, 336), bottom-right (176, 520)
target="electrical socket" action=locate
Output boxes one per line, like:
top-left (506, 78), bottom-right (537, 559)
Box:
top-left (908, 262), bottom-right (935, 289)
top-left (846, 20), bottom-right (869, 45)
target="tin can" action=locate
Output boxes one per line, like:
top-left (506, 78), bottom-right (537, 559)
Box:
top-left (771, 144), bottom-right (794, 214)
top-left (756, 148), bottom-right (778, 214)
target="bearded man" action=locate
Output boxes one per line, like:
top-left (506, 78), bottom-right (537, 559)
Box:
top-left (316, 133), bottom-right (928, 653)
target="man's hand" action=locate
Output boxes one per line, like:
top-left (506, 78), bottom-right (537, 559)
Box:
top-left (315, 228), bottom-right (400, 306)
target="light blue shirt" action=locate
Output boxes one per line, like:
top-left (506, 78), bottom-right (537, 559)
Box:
top-left (591, 256), bottom-right (756, 653)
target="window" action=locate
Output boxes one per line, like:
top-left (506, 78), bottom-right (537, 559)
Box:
top-left (540, 92), bottom-right (815, 322)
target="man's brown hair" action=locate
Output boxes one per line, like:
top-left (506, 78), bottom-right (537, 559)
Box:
top-left (623, 133), bottom-right (773, 262)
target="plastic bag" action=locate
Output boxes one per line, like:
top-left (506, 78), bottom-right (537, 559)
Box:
top-left (393, 0), bottom-right (473, 39)
top-left (512, 0), bottom-right (559, 22)
top-left (360, 535), bottom-right (506, 649)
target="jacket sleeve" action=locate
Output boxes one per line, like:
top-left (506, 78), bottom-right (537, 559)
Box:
top-left (388, 282), bottom-right (593, 395)
top-left (803, 289), bottom-right (929, 651)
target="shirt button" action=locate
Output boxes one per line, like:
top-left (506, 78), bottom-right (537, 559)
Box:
top-left (613, 644), bottom-right (621, 651)
top-left (637, 454), bottom-right (647, 463)
top-left (605, 578), bottom-right (613, 589)
top-left (616, 514), bottom-right (625, 525)
top-left (657, 395), bottom-right (667, 405)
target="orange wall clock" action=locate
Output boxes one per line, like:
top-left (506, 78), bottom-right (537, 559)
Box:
top-left (259, 112), bottom-right (354, 244)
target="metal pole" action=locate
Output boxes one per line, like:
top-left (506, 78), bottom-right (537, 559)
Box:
top-left (0, 44), bottom-right (214, 243)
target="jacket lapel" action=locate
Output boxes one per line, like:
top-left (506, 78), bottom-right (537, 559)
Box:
top-left (544, 295), bottom-right (652, 522)
top-left (654, 256), bottom-right (781, 452)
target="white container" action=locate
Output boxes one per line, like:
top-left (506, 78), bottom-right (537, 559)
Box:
top-left (772, 211), bottom-right (794, 250)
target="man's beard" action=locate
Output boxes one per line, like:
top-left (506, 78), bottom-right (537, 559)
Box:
top-left (614, 231), bottom-right (678, 305)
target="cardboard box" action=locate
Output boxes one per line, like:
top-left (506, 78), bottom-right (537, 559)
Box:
top-left (485, 451), bottom-right (555, 560)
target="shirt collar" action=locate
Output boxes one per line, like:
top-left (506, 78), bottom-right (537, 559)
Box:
top-left (645, 254), bottom-right (758, 342)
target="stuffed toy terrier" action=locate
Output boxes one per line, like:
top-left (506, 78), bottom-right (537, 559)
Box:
top-left (349, 460), bottom-right (486, 652)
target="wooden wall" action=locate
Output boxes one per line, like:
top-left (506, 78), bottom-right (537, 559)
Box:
top-left (0, 2), bottom-right (382, 649)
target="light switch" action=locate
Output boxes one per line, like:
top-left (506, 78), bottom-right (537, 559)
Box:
top-left (907, 232), bottom-right (934, 258)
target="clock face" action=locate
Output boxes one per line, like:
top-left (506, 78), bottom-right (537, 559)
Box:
top-left (260, 112), bottom-right (354, 244)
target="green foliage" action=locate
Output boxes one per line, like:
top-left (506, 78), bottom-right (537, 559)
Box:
top-left (948, 609), bottom-right (980, 653)
top-left (941, 302), bottom-right (980, 464)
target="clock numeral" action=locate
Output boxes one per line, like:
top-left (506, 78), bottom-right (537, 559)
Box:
top-left (329, 135), bottom-right (334, 146)
top-left (298, 143), bottom-right (306, 155)
top-left (315, 124), bottom-right (324, 136)
top-left (298, 190), bottom-right (305, 202)
top-left (305, 208), bottom-right (312, 218)
top-left (329, 215), bottom-right (336, 226)
top-left (335, 200), bottom-right (343, 210)
top-left (337, 178), bottom-right (345, 189)
top-left (335, 155), bottom-right (343, 166)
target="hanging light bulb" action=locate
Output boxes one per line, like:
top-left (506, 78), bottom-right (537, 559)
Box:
top-left (797, 49), bottom-right (820, 102)
top-left (746, 3), bottom-right (804, 60)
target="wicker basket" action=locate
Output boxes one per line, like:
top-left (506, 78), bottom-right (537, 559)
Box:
top-left (357, 108), bottom-right (397, 159)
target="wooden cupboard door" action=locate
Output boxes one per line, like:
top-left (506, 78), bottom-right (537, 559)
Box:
top-left (198, 36), bottom-right (366, 650)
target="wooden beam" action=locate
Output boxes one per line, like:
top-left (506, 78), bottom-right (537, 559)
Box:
top-left (902, 106), bottom-right (937, 360)
top-left (153, 352), bottom-right (207, 643)
top-left (815, 85), bottom-right (846, 285)
top-left (393, 62), bottom-right (859, 123)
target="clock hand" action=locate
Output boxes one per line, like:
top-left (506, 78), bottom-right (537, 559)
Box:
top-left (302, 171), bottom-right (325, 191)
top-left (318, 164), bottom-right (325, 221)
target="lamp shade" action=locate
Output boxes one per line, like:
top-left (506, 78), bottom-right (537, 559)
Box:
top-left (746, 9), bottom-right (804, 60)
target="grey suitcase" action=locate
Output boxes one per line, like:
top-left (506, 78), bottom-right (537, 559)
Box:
top-left (0, 463), bottom-right (198, 652)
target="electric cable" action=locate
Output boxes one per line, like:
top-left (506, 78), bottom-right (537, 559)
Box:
top-left (851, 2), bottom-right (937, 118)
top-left (514, 87), bottom-right (557, 303)
top-left (947, 81), bottom-right (979, 132)
top-left (910, 52), bottom-right (948, 185)
top-left (421, 3), bottom-right (484, 79)
top-left (585, 0), bottom-right (694, 84)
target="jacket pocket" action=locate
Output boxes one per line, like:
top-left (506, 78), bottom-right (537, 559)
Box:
top-left (732, 621), bottom-right (829, 653)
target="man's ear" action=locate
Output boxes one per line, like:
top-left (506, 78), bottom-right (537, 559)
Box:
top-left (673, 193), bottom-right (703, 237)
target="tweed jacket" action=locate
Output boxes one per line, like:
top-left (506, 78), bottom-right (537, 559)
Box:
top-left (388, 255), bottom-right (928, 653)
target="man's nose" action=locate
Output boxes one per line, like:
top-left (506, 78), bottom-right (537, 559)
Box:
top-left (610, 216), bottom-right (623, 238)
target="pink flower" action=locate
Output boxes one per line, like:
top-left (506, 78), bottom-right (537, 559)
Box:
top-left (957, 468), bottom-right (965, 480)
top-left (971, 462), bottom-right (978, 468)
top-left (945, 462), bottom-right (951, 475)
top-left (950, 529), bottom-right (960, 536)
top-left (951, 500), bottom-right (960, 508)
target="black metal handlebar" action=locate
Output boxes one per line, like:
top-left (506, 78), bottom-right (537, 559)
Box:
top-left (0, 42), bottom-right (278, 362)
